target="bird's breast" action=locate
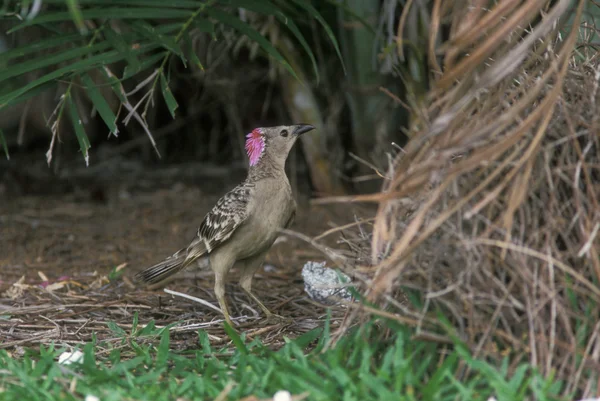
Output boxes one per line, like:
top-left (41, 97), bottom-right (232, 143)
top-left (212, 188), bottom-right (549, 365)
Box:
top-left (233, 181), bottom-right (294, 259)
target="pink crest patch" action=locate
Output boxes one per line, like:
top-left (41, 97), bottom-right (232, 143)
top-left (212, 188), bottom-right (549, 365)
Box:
top-left (245, 128), bottom-right (265, 166)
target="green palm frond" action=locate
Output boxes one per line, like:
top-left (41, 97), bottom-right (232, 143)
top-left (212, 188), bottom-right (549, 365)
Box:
top-left (0, 0), bottom-right (343, 163)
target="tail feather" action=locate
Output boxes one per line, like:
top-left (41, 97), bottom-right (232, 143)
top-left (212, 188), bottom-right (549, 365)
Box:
top-left (135, 249), bottom-right (189, 285)
top-left (137, 239), bottom-right (209, 287)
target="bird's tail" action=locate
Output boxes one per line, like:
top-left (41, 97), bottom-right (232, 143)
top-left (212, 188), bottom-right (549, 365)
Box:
top-left (135, 249), bottom-right (190, 286)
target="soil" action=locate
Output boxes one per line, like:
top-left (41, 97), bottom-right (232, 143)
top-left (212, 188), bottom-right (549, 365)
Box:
top-left (0, 149), bottom-right (375, 350)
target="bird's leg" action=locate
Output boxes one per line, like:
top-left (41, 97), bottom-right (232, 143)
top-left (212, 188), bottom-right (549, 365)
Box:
top-left (214, 270), bottom-right (233, 327)
top-left (240, 252), bottom-right (289, 323)
top-left (210, 252), bottom-right (235, 327)
top-left (242, 283), bottom-right (273, 318)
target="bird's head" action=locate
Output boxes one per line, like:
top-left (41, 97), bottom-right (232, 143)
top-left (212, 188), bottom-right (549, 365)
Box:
top-left (245, 124), bottom-right (315, 167)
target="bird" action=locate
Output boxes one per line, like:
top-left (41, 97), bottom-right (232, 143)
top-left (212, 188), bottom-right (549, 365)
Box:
top-left (135, 124), bottom-right (315, 326)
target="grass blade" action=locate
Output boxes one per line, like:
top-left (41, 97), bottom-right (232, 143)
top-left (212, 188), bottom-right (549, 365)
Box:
top-left (65, 0), bottom-right (86, 33)
top-left (292, 328), bottom-right (322, 349)
top-left (131, 312), bottom-right (139, 334)
top-left (107, 321), bottom-right (128, 337)
top-left (67, 95), bottom-right (91, 166)
top-left (155, 329), bottom-right (170, 367)
top-left (160, 72), bottom-right (178, 118)
top-left (137, 320), bottom-right (158, 337)
top-left (223, 322), bottom-right (247, 354)
top-left (80, 73), bottom-right (119, 136)
top-left (0, 129), bottom-right (9, 160)
top-left (198, 330), bottom-right (212, 354)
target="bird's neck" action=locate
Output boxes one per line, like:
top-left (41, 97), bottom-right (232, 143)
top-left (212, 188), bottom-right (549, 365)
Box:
top-left (247, 152), bottom-right (287, 181)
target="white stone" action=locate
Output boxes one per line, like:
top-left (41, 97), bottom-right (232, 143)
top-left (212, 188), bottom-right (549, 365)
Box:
top-left (58, 350), bottom-right (84, 365)
top-left (273, 390), bottom-right (292, 401)
top-left (302, 261), bottom-right (353, 305)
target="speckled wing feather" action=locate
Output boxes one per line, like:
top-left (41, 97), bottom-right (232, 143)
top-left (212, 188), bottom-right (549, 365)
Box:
top-left (136, 182), bottom-right (253, 285)
top-left (184, 182), bottom-right (254, 262)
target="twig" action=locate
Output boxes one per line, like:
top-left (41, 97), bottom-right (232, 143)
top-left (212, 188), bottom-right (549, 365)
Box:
top-left (164, 288), bottom-right (222, 314)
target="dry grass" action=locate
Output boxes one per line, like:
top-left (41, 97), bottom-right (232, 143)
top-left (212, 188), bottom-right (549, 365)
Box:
top-left (323, 0), bottom-right (600, 398)
top-left (0, 279), bottom-right (330, 353)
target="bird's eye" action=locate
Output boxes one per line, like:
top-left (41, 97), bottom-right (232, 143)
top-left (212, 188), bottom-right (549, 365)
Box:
top-left (280, 129), bottom-right (289, 137)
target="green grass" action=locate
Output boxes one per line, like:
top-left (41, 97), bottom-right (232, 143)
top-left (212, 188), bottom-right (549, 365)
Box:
top-left (0, 316), bottom-right (564, 401)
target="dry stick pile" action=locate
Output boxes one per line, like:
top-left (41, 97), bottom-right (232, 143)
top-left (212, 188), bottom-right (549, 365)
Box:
top-left (0, 270), bottom-right (328, 352)
top-left (353, 0), bottom-right (599, 397)
top-left (1, 188), bottom-right (345, 352)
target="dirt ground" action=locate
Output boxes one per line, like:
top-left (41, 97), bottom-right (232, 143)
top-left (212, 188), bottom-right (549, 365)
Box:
top-left (0, 151), bottom-right (374, 351)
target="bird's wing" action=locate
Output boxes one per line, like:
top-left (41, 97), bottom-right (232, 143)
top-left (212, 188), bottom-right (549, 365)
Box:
top-left (184, 182), bottom-right (254, 262)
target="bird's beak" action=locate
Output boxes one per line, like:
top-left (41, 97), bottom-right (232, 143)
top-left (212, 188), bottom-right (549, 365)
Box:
top-left (292, 124), bottom-right (315, 136)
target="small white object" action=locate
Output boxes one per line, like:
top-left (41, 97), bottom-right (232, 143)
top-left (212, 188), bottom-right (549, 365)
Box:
top-left (85, 395), bottom-right (100, 401)
top-left (273, 390), bottom-right (292, 401)
top-left (263, 263), bottom-right (277, 273)
top-left (302, 261), bottom-right (352, 305)
top-left (58, 350), bottom-right (84, 365)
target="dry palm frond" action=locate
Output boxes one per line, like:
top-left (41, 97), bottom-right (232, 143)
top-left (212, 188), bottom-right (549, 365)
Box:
top-left (361, 0), bottom-right (599, 397)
